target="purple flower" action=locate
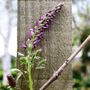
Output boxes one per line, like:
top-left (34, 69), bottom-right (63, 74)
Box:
top-left (37, 31), bottom-right (44, 39)
top-left (46, 19), bottom-right (51, 25)
top-left (33, 39), bottom-right (41, 48)
top-left (42, 24), bottom-right (49, 29)
top-left (27, 28), bottom-right (34, 39)
top-left (21, 3), bottom-right (64, 49)
top-left (39, 15), bottom-right (46, 21)
top-left (21, 41), bottom-right (27, 49)
top-left (52, 13), bottom-right (56, 17)
top-left (35, 21), bottom-right (39, 27)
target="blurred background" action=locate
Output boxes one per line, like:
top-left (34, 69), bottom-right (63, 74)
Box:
top-left (0, 0), bottom-right (90, 90)
top-left (0, 0), bottom-right (17, 89)
top-left (72, 0), bottom-right (90, 90)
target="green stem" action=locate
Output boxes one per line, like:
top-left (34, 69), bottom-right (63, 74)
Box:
top-left (28, 56), bottom-right (33, 90)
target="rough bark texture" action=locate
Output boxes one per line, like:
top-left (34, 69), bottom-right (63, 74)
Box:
top-left (17, 0), bottom-right (72, 90)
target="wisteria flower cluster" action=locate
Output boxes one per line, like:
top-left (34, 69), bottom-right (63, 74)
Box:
top-left (21, 3), bottom-right (64, 49)
top-left (7, 3), bottom-right (64, 90)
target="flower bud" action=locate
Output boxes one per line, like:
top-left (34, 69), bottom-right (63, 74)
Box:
top-left (7, 74), bottom-right (16, 88)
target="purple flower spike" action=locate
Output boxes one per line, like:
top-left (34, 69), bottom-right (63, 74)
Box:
top-left (37, 31), bottom-right (44, 39)
top-left (46, 19), bottom-right (51, 24)
top-left (39, 15), bottom-right (46, 21)
top-left (27, 29), bottom-right (34, 39)
top-left (23, 3), bottom-right (64, 49)
top-left (33, 39), bottom-right (41, 48)
top-left (21, 41), bottom-right (27, 49)
top-left (35, 21), bottom-right (39, 27)
top-left (52, 14), bottom-right (56, 18)
top-left (43, 24), bottom-right (49, 29)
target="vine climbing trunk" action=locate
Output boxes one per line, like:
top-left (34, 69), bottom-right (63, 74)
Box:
top-left (17, 0), bottom-right (72, 90)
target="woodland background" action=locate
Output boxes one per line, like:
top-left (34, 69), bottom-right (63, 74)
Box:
top-left (0, 0), bottom-right (90, 90)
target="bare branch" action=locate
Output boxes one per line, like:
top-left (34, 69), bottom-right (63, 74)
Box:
top-left (73, 16), bottom-right (81, 31)
top-left (0, 0), bottom-right (12, 42)
top-left (6, 0), bottom-right (12, 43)
top-left (39, 35), bottom-right (90, 90)
top-left (0, 31), bottom-right (6, 40)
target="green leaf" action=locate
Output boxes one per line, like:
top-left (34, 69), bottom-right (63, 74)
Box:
top-left (36, 59), bottom-right (46, 70)
top-left (17, 52), bottom-right (24, 56)
top-left (36, 66), bottom-right (45, 70)
top-left (33, 49), bottom-right (42, 56)
top-left (73, 82), bottom-right (81, 88)
top-left (38, 59), bottom-right (46, 66)
top-left (73, 70), bottom-right (82, 81)
top-left (20, 57), bottom-right (27, 65)
top-left (34, 56), bottom-right (41, 60)
top-left (11, 68), bottom-right (25, 81)
top-left (11, 68), bottom-right (21, 73)
top-left (84, 78), bottom-right (90, 87)
top-left (16, 71), bottom-right (23, 82)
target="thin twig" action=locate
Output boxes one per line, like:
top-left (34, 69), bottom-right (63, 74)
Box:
top-left (73, 16), bottom-right (81, 31)
top-left (39, 35), bottom-right (90, 90)
top-left (0, 31), bottom-right (6, 40)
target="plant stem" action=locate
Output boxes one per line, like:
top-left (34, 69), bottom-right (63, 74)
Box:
top-left (28, 55), bottom-right (33, 90)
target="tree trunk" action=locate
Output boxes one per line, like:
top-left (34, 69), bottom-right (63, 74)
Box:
top-left (17, 0), bottom-right (72, 90)
top-left (0, 0), bottom-right (12, 85)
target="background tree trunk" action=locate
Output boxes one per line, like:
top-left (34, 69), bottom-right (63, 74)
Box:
top-left (17, 0), bottom-right (72, 90)
top-left (0, 0), bottom-right (12, 85)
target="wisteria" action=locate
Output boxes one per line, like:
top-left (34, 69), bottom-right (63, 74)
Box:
top-left (21, 3), bottom-right (64, 49)
top-left (19, 3), bottom-right (64, 90)
top-left (6, 3), bottom-right (64, 90)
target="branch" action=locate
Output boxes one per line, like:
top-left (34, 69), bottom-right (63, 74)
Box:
top-left (0, 31), bottom-right (6, 40)
top-left (73, 16), bottom-right (81, 31)
top-left (39, 35), bottom-right (90, 90)
top-left (6, 0), bottom-right (12, 43)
